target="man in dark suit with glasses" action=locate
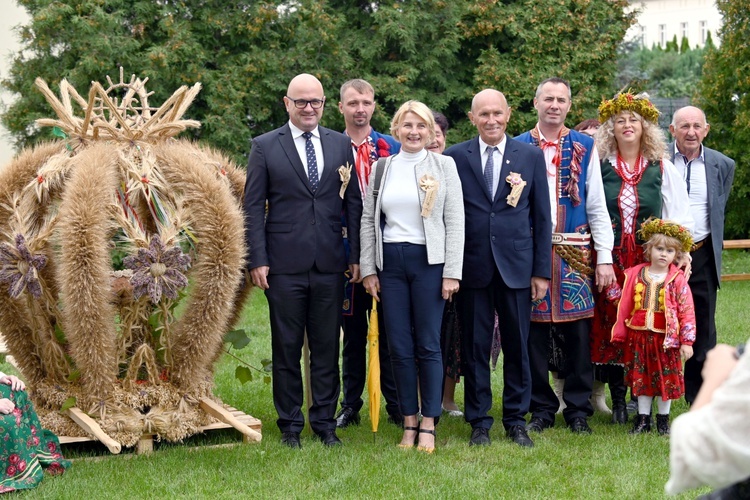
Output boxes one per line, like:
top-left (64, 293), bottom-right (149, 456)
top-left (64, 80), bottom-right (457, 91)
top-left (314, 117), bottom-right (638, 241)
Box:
top-left (244, 73), bottom-right (362, 449)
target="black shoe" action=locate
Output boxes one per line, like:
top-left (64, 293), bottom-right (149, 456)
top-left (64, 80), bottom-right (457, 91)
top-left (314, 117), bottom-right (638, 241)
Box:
top-left (525, 417), bottom-right (554, 433)
top-left (611, 406), bottom-right (628, 425)
top-left (506, 425), bottom-right (534, 447)
top-left (568, 417), bottom-right (592, 434)
top-left (655, 414), bottom-right (670, 435)
top-left (610, 377), bottom-right (628, 425)
top-left (335, 407), bottom-right (360, 428)
top-left (469, 427), bottom-right (491, 446)
top-left (387, 413), bottom-right (404, 428)
top-left (280, 431), bottom-right (301, 449)
top-left (317, 430), bottom-right (343, 447)
top-left (630, 414), bottom-right (651, 434)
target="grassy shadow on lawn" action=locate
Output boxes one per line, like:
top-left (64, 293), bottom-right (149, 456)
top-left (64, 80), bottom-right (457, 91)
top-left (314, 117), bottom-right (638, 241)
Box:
top-left (4, 280), bottom-right (750, 499)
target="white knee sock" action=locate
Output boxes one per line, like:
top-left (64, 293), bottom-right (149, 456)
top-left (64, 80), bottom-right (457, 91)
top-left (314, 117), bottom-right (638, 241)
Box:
top-left (637, 395), bottom-right (653, 415)
top-left (656, 398), bottom-right (671, 415)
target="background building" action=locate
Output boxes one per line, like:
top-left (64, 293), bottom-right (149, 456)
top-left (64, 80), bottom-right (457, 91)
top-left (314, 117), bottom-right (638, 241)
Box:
top-left (627, 0), bottom-right (723, 48)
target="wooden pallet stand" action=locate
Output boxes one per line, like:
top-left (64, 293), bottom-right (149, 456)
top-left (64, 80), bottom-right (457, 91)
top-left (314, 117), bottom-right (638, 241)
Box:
top-left (59, 398), bottom-right (262, 455)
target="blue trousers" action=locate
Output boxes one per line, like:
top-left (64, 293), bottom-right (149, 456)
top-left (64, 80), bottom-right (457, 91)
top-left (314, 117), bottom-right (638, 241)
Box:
top-left (379, 243), bottom-right (445, 418)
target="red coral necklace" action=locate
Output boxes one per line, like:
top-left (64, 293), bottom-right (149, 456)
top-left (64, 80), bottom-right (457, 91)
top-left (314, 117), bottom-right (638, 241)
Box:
top-left (614, 153), bottom-right (646, 186)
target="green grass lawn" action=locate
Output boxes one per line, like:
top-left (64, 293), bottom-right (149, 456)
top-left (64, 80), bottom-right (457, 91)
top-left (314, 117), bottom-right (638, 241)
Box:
top-left (4, 276), bottom-right (750, 499)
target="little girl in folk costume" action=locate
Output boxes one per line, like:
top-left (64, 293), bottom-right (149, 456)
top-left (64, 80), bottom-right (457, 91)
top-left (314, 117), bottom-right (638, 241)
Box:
top-left (611, 218), bottom-right (696, 435)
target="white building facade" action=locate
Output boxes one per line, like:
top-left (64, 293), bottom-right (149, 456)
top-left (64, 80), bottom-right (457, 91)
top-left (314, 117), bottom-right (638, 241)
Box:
top-left (627, 0), bottom-right (723, 48)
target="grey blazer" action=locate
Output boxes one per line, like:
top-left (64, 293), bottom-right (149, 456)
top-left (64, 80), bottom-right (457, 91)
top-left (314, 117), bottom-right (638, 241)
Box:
top-left (669, 142), bottom-right (735, 284)
top-left (359, 151), bottom-right (465, 280)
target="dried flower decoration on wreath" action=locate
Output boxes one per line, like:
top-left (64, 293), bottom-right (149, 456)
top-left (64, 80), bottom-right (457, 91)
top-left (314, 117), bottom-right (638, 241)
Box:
top-left (0, 234), bottom-right (47, 299)
top-left (598, 90), bottom-right (660, 124)
top-left (123, 233), bottom-right (191, 305)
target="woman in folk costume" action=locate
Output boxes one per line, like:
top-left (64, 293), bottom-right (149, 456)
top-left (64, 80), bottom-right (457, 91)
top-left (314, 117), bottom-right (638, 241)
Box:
top-left (611, 218), bottom-right (696, 435)
top-left (590, 91), bottom-right (693, 425)
top-left (0, 372), bottom-right (70, 494)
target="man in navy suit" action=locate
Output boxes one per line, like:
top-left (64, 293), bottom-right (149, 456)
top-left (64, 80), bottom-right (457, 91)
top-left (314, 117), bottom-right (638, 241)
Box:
top-left (669, 106), bottom-right (735, 405)
top-left (244, 73), bottom-right (362, 448)
top-left (444, 89), bottom-right (551, 448)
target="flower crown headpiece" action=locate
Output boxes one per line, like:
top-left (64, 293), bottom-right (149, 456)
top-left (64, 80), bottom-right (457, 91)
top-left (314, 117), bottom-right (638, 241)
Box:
top-left (637, 217), bottom-right (694, 253)
top-left (598, 90), bottom-right (660, 124)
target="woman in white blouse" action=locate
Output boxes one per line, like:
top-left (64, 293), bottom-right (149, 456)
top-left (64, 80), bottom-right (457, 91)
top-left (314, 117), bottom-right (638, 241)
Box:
top-left (360, 100), bottom-right (464, 453)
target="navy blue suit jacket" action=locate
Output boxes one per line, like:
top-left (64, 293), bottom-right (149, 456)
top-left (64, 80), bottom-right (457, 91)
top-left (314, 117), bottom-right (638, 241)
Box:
top-left (445, 135), bottom-right (551, 289)
top-left (244, 123), bottom-right (361, 274)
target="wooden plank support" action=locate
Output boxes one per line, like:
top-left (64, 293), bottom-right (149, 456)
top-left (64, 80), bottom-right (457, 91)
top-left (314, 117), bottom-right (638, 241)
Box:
top-left (67, 407), bottom-right (122, 454)
top-left (137, 434), bottom-right (153, 455)
top-left (199, 398), bottom-right (262, 443)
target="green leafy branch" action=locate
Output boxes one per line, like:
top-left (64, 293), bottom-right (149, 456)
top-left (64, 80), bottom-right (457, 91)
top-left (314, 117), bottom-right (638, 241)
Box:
top-left (223, 329), bottom-right (271, 385)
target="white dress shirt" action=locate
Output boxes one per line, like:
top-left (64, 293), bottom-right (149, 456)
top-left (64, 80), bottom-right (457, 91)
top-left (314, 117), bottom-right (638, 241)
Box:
top-left (288, 121), bottom-right (324, 177)
top-left (478, 136), bottom-right (506, 199)
top-left (673, 144), bottom-right (709, 242)
top-left (537, 128), bottom-right (613, 265)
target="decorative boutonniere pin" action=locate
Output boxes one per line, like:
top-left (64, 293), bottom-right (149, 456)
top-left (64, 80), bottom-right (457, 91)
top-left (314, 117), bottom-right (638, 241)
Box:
top-left (419, 174), bottom-right (439, 217)
top-left (338, 162), bottom-right (352, 199)
top-left (505, 172), bottom-right (526, 208)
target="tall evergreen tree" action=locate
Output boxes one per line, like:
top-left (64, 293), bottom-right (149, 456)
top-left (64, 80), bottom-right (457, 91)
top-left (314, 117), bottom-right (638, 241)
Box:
top-left (698, 0), bottom-right (750, 238)
top-left (3, 0), bottom-right (633, 161)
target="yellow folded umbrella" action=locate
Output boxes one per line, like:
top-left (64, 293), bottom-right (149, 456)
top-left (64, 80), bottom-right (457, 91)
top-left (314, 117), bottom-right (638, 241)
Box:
top-left (367, 297), bottom-right (381, 434)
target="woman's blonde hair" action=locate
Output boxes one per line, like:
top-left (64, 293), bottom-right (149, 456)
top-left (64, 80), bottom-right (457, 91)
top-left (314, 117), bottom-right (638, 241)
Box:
top-left (595, 110), bottom-right (668, 163)
top-left (390, 100), bottom-right (436, 143)
top-left (642, 233), bottom-right (685, 263)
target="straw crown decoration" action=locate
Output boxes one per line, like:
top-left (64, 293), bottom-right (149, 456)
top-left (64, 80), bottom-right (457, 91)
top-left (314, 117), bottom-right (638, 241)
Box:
top-left (637, 217), bottom-right (694, 253)
top-left (598, 90), bottom-right (660, 124)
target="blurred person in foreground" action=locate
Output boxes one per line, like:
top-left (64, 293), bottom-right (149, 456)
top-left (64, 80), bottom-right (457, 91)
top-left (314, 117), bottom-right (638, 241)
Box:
top-left (666, 340), bottom-right (750, 497)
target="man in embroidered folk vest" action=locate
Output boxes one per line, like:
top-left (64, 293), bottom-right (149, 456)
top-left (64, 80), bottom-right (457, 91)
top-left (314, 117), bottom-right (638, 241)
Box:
top-left (516, 77), bottom-right (616, 434)
top-left (669, 106), bottom-right (736, 405)
top-left (335, 79), bottom-right (402, 429)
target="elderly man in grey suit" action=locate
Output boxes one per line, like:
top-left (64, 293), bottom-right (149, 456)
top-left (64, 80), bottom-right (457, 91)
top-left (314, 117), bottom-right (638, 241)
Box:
top-left (669, 106), bottom-right (735, 405)
top-left (244, 73), bottom-right (362, 448)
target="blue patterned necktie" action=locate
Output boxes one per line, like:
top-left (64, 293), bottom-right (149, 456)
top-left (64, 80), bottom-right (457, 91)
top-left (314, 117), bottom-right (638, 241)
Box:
top-left (303, 131), bottom-right (319, 192)
top-left (484, 146), bottom-right (497, 196)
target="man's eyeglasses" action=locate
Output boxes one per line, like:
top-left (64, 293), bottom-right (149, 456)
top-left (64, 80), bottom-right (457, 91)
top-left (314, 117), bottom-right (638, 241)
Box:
top-left (286, 97), bottom-right (325, 109)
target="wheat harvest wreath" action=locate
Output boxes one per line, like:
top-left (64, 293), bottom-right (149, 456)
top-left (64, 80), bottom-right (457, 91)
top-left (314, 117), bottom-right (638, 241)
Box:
top-left (0, 69), bottom-right (259, 450)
